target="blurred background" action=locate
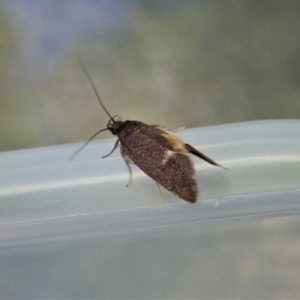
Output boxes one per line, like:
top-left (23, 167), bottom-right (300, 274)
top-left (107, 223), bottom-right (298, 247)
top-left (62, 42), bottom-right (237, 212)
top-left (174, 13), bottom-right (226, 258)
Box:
top-left (1, 0), bottom-right (300, 151)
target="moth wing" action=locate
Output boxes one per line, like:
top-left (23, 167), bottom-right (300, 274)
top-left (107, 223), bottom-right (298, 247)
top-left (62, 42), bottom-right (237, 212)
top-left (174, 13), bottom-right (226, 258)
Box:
top-left (152, 128), bottom-right (227, 170)
top-left (157, 150), bottom-right (198, 203)
top-left (120, 130), bottom-right (198, 203)
top-left (185, 143), bottom-right (228, 170)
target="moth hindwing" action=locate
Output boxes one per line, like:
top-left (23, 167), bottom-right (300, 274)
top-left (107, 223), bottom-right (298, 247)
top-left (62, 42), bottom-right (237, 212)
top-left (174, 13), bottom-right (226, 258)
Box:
top-left (70, 62), bottom-right (227, 205)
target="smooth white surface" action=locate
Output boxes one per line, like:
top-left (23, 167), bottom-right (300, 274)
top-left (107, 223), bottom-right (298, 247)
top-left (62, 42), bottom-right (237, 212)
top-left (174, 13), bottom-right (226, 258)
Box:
top-left (0, 120), bottom-right (300, 298)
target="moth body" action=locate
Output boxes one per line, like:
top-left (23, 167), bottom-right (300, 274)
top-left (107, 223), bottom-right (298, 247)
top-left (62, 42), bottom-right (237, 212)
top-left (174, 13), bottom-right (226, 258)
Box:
top-left (108, 121), bottom-right (198, 203)
top-left (71, 62), bottom-right (227, 204)
top-left (106, 120), bottom-right (224, 203)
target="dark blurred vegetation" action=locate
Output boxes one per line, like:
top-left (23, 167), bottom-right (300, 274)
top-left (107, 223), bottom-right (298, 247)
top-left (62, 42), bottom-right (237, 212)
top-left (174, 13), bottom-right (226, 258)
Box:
top-left (0, 0), bottom-right (300, 151)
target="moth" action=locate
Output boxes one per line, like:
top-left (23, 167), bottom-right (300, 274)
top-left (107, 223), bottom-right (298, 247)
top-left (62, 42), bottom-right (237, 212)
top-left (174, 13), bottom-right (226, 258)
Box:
top-left (71, 62), bottom-right (227, 205)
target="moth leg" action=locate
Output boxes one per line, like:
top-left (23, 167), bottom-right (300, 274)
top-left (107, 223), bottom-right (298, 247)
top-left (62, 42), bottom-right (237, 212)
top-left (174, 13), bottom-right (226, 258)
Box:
top-left (120, 149), bottom-right (133, 187)
top-left (155, 181), bottom-right (165, 207)
top-left (102, 139), bottom-right (120, 158)
top-left (185, 143), bottom-right (228, 170)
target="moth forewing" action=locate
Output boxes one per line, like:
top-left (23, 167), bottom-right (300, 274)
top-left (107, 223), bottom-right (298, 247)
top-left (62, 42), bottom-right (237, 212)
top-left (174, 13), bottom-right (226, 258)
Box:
top-left (117, 123), bottom-right (198, 203)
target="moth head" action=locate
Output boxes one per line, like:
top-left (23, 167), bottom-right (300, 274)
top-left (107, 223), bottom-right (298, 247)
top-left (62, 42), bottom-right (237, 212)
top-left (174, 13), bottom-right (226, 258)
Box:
top-left (107, 118), bottom-right (122, 135)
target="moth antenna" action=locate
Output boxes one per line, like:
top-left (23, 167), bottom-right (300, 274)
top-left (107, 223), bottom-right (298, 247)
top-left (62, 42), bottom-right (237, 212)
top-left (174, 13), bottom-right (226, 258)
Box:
top-left (78, 58), bottom-right (114, 122)
top-left (69, 128), bottom-right (109, 161)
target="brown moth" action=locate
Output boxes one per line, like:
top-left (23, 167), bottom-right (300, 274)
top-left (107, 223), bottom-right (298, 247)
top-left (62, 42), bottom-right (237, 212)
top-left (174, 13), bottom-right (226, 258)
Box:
top-left (70, 62), bottom-right (227, 204)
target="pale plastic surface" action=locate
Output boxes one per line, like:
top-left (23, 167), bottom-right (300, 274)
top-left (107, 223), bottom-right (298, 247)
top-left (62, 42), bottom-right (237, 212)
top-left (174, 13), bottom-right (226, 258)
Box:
top-left (0, 120), bottom-right (300, 299)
